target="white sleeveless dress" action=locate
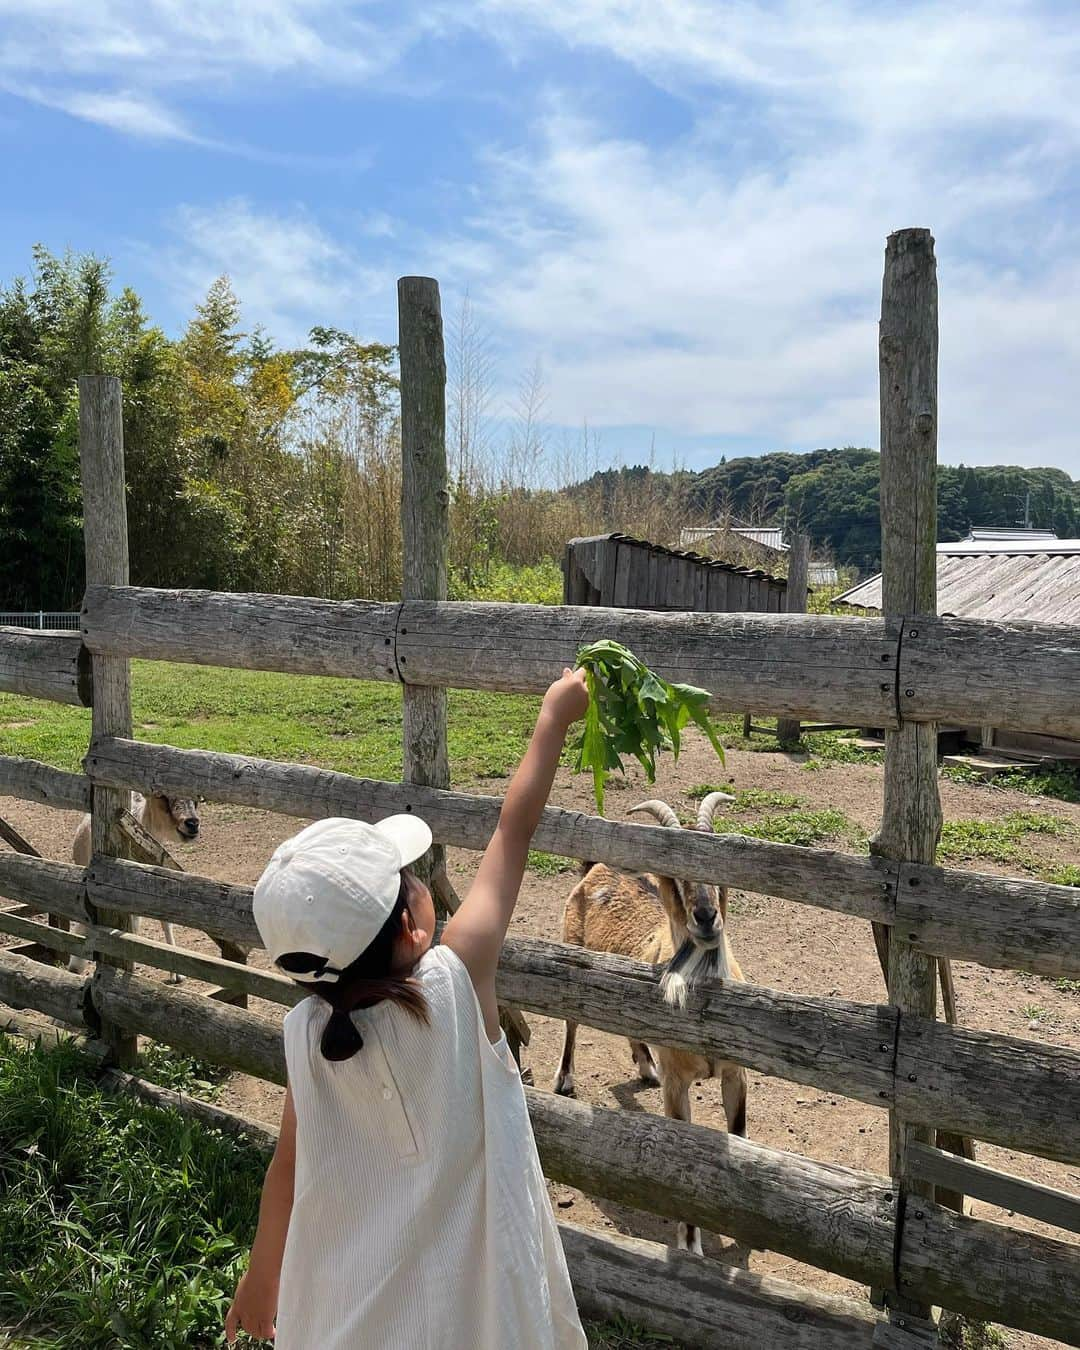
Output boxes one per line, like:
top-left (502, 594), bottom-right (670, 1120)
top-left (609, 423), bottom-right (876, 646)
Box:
top-left (276, 943), bottom-right (588, 1350)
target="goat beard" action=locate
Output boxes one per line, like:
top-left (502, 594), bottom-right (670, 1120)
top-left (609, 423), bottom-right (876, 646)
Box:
top-left (659, 937), bottom-right (728, 1009)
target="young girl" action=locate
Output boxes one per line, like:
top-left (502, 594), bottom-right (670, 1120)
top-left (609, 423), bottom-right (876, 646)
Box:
top-left (226, 668), bottom-right (591, 1349)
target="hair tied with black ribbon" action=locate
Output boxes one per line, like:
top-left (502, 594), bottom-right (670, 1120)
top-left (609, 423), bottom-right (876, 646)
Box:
top-left (277, 951), bottom-right (343, 984)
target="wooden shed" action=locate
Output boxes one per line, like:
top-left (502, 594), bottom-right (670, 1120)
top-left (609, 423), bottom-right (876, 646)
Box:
top-left (562, 533), bottom-right (788, 612)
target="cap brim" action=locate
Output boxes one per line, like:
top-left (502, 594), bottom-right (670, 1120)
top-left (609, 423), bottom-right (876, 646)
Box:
top-left (375, 814), bottom-right (433, 867)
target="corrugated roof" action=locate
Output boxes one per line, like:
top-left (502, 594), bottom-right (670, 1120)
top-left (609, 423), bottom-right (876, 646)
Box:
top-left (836, 546), bottom-right (1080, 623)
top-left (568, 533), bottom-right (788, 585)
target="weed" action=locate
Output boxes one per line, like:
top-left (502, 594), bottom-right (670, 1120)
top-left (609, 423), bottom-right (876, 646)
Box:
top-left (690, 786), bottom-right (803, 811)
top-left (938, 813), bottom-right (1067, 869)
top-left (585, 1314), bottom-right (675, 1347)
top-left (527, 851), bottom-right (576, 878)
top-left (997, 763), bottom-right (1080, 804)
top-left (1021, 1004), bottom-right (1050, 1022)
top-left (1049, 978), bottom-right (1080, 995)
top-left (1044, 864), bottom-right (1080, 887)
top-left (939, 1312), bottom-right (1008, 1350)
top-left (137, 1043), bottom-right (230, 1101)
top-left (0, 1035), bottom-right (263, 1346)
top-left (713, 806), bottom-right (851, 847)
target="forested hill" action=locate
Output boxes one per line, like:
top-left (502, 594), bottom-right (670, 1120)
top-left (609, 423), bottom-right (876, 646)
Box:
top-left (582, 449), bottom-right (1080, 576)
top-left (694, 447), bottom-right (1079, 574)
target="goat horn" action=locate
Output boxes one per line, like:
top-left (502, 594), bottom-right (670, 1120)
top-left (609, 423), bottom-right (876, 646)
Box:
top-left (695, 791), bottom-right (736, 832)
top-left (629, 800), bottom-right (681, 828)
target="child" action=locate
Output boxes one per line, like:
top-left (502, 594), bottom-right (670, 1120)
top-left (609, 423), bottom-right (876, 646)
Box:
top-left (226, 668), bottom-right (591, 1349)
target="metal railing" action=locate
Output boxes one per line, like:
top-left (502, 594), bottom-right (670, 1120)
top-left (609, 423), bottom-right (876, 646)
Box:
top-left (0, 611), bottom-right (81, 631)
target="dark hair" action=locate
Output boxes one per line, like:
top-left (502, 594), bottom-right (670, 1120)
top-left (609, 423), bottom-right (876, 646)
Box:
top-left (303, 870), bottom-right (430, 1062)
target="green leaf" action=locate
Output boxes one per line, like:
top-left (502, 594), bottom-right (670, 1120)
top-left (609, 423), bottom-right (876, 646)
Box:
top-left (573, 641), bottom-right (724, 815)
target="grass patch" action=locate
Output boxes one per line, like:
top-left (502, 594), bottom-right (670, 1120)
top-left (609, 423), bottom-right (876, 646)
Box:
top-left (136, 1044), bottom-right (230, 1102)
top-left (0, 1036), bottom-right (674, 1349)
top-left (713, 806), bottom-right (852, 847)
top-left (0, 662), bottom-right (541, 783)
top-left (938, 812), bottom-right (1066, 869)
top-left (690, 785), bottom-right (802, 811)
top-left (0, 1035), bottom-right (262, 1347)
top-left (939, 1312), bottom-right (1008, 1350)
top-left (585, 1315), bottom-right (675, 1347)
top-left (997, 762), bottom-right (1080, 803)
top-left (1044, 863), bottom-right (1080, 887)
top-left (527, 850), bottom-right (576, 878)
top-left (1049, 977), bottom-right (1080, 995)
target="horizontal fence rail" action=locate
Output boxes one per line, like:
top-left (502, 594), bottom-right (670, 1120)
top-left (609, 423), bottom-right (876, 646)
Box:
top-left (83, 737), bottom-right (1080, 981)
top-left (0, 628), bottom-right (90, 707)
top-left (3, 949), bottom-right (1076, 1345)
top-left (5, 851), bottom-right (1078, 1167)
top-left (79, 586), bottom-right (1080, 736)
top-left (0, 756), bottom-right (91, 812)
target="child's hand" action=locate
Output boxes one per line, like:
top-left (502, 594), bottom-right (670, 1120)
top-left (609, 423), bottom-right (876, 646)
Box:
top-left (543, 667), bottom-right (590, 728)
top-left (225, 1268), bottom-right (277, 1344)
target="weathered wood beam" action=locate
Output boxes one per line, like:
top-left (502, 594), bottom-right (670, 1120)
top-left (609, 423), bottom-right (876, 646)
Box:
top-left (79, 373), bottom-right (138, 1066)
top-left (92, 966), bottom-right (283, 1082)
top-left (0, 909), bottom-right (85, 959)
top-left (0, 628), bottom-right (90, 706)
top-left (82, 585), bottom-right (400, 681)
top-left (907, 1141), bottom-right (1080, 1235)
top-left (75, 856), bottom-right (1080, 1163)
top-left (560, 1223), bottom-right (880, 1350)
top-left (776, 532), bottom-right (811, 743)
top-left (0, 853), bottom-right (87, 921)
top-left (85, 737), bottom-right (1080, 981)
top-left (527, 1087), bottom-right (896, 1286)
top-left (0, 756), bottom-right (90, 813)
top-left (74, 980), bottom-right (1080, 1345)
top-left (80, 584), bottom-right (1080, 737)
top-left (0, 947), bottom-right (88, 1026)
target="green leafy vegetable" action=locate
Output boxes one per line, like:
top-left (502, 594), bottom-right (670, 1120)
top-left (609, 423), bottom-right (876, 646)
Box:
top-left (572, 640), bottom-right (725, 813)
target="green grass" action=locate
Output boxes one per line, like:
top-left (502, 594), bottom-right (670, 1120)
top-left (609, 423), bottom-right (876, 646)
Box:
top-left (0, 662), bottom-right (541, 783)
top-left (1043, 863), bottom-right (1080, 887)
top-left (0, 1035), bottom-right (262, 1347)
top-left (937, 812), bottom-right (1067, 870)
top-left (0, 1036), bottom-right (672, 1349)
top-left (939, 1313), bottom-right (1007, 1350)
top-left (526, 850), bottom-right (577, 878)
top-left (136, 1044), bottom-right (230, 1102)
top-left (714, 805), bottom-right (853, 847)
top-left (690, 785), bottom-right (802, 811)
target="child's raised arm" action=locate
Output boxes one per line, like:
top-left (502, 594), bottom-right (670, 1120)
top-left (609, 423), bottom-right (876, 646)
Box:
top-left (443, 667), bottom-right (588, 1039)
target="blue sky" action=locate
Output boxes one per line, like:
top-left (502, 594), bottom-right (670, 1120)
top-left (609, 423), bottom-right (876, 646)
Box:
top-left (1, 0), bottom-right (1078, 475)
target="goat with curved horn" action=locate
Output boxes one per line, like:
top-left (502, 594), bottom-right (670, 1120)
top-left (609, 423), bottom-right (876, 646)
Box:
top-left (628, 799), bottom-right (681, 828)
top-left (555, 792), bottom-right (748, 1254)
top-left (695, 791), bottom-right (735, 833)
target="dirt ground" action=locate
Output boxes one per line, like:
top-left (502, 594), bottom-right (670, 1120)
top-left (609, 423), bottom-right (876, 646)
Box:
top-left (3, 740), bottom-right (1078, 1350)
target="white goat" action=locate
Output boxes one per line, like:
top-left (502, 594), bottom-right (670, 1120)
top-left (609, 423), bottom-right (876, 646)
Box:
top-left (69, 792), bottom-right (200, 983)
top-left (554, 792), bottom-right (747, 1255)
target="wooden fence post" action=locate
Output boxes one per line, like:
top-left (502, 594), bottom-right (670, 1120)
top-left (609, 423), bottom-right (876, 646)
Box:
top-left (869, 229), bottom-right (951, 1320)
top-left (777, 532), bottom-right (810, 744)
top-left (79, 374), bottom-right (138, 1067)
top-left (398, 277), bottom-right (452, 900)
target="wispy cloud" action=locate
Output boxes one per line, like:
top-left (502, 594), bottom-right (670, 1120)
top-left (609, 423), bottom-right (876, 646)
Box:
top-left (155, 198), bottom-right (393, 342)
top-left (423, 3), bottom-right (1080, 467)
top-left (0, 0), bottom-right (416, 142)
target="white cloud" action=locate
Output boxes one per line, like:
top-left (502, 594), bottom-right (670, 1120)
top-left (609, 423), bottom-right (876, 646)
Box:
top-left (158, 199), bottom-right (392, 342)
top-left (9, 84), bottom-right (194, 140)
top-left (424, 4), bottom-right (1080, 470)
top-left (0, 0), bottom-right (412, 140)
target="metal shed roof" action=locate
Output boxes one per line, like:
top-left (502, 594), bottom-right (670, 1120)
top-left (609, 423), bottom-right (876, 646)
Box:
top-left (569, 533), bottom-right (788, 585)
top-left (836, 543), bottom-right (1080, 624)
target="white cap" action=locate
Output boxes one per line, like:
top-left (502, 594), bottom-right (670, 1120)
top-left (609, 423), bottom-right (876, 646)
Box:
top-left (253, 815), bottom-right (432, 983)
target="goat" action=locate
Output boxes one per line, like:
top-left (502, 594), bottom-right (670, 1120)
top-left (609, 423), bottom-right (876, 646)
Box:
top-left (69, 793), bottom-right (200, 984)
top-left (553, 791), bottom-right (747, 1255)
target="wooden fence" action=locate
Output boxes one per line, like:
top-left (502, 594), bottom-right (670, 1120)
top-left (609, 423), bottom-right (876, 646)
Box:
top-left (1, 234), bottom-right (1079, 1348)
